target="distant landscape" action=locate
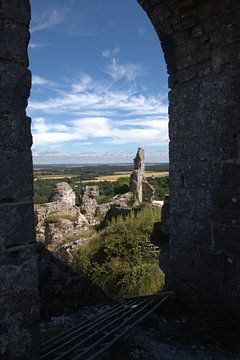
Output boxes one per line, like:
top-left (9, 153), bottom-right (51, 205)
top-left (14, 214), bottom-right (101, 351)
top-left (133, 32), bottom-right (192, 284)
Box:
top-left (33, 163), bottom-right (169, 204)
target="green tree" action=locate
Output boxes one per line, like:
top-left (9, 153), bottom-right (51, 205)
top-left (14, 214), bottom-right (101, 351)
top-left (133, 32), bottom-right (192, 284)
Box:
top-left (113, 177), bottom-right (130, 195)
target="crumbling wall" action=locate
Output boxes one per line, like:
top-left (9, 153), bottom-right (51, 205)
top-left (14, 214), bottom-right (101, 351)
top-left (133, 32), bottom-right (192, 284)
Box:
top-left (130, 147), bottom-right (155, 203)
top-left (49, 182), bottom-right (76, 206)
top-left (139, 0), bottom-right (240, 316)
top-left (0, 1), bottom-right (40, 359)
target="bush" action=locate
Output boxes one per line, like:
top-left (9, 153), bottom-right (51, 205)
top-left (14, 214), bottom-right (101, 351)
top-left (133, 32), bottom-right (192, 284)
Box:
top-left (147, 176), bottom-right (169, 200)
top-left (72, 206), bottom-right (164, 298)
top-left (113, 177), bottom-right (130, 195)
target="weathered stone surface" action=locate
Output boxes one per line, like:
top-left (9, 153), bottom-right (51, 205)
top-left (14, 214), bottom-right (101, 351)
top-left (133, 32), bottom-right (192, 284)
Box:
top-left (130, 148), bottom-right (155, 203)
top-left (37, 243), bottom-right (109, 319)
top-left (0, 149), bottom-right (33, 201)
top-left (0, 114), bottom-right (32, 150)
top-left (0, 202), bottom-right (35, 250)
top-left (0, 0), bottom-right (31, 25)
top-left (35, 182), bottom-right (89, 258)
top-left (139, 0), bottom-right (240, 317)
top-left (0, 2), bottom-right (39, 358)
top-left (0, 64), bottom-right (31, 115)
top-left (49, 182), bottom-right (76, 206)
top-left (0, 22), bottom-right (30, 65)
top-left (96, 192), bottom-right (134, 225)
top-left (80, 186), bottom-right (99, 223)
top-left (35, 201), bottom-right (89, 254)
top-left (0, 245), bottom-right (39, 360)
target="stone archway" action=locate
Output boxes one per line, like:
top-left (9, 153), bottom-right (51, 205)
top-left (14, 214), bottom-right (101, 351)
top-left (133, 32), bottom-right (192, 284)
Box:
top-left (0, 1), bottom-right (240, 359)
top-left (139, 0), bottom-right (240, 315)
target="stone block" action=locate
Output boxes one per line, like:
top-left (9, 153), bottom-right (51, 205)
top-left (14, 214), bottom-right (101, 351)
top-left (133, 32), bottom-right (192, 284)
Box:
top-left (176, 67), bottom-right (196, 83)
top-left (0, 202), bottom-right (35, 249)
top-left (0, 63), bottom-right (30, 115)
top-left (0, 21), bottom-right (29, 65)
top-left (212, 188), bottom-right (240, 211)
top-left (0, 0), bottom-right (31, 25)
top-left (0, 149), bottom-right (33, 201)
top-left (169, 187), bottom-right (213, 220)
top-left (217, 163), bottom-right (240, 189)
top-left (216, 211), bottom-right (240, 228)
top-left (213, 225), bottom-right (240, 254)
top-left (0, 245), bottom-right (39, 360)
top-left (174, 38), bottom-right (198, 59)
top-left (0, 114), bottom-right (32, 150)
top-left (169, 133), bottom-right (238, 162)
top-left (170, 161), bottom-right (221, 189)
top-left (199, 77), bottom-right (232, 107)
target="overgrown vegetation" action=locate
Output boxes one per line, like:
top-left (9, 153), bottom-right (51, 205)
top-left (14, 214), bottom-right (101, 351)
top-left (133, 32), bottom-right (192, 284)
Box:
top-left (72, 206), bottom-right (164, 298)
top-left (148, 176), bottom-right (169, 200)
top-left (113, 177), bottom-right (130, 195)
top-left (43, 214), bottom-right (61, 226)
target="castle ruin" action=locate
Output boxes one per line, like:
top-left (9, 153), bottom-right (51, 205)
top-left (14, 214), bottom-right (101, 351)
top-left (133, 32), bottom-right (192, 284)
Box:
top-left (0, 1), bottom-right (240, 358)
top-left (130, 147), bottom-right (155, 203)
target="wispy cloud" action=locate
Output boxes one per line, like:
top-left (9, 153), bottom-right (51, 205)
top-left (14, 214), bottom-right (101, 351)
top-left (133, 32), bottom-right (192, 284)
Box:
top-left (31, 7), bottom-right (67, 33)
top-left (29, 72), bottom-right (167, 117)
top-left (104, 58), bottom-right (145, 83)
top-left (32, 75), bottom-right (53, 86)
top-left (29, 42), bottom-right (47, 49)
top-left (32, 114), bottom-right (168, 147)
top-left (102, 48), bottom-right (120, 59)
top-left (30, 59), bottom-right (168, 160)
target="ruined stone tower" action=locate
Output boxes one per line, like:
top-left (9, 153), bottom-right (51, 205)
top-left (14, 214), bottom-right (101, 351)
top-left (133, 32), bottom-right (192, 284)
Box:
top-left (130, 148), bottom-right (155, 203)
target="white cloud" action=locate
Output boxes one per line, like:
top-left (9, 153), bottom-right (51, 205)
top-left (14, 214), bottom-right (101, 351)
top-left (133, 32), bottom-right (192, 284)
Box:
top-left (32, 75), bottom-right (53, 86)
top-left (29, 72), bottom-right (167, 117)
top-left (29, 42), bottom-right (47, 49)
top-left (104, 58), bottom-right (145, 82)
top-left (32, 115), bottom-right (168, 147)
top-left (31, 8), bottom-right (67, 33)
top-left (29, 61), bottom-right (169, 160)
top-left (102, 48), bottom-right (120, 58)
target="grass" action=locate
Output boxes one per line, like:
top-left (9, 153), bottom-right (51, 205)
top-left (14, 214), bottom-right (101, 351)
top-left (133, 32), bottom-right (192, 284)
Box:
top-left (43, 214), bottom-right (61, 226)
top-left (72, 206), bottom-right (165, 298)
top-left (43, 214), bottom-right (78, 226)
top-left (34, 174), bottom-right (80, 180)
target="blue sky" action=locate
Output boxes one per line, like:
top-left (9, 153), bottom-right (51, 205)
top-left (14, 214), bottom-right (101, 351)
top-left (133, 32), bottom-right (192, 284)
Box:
top-left (29, 0), bottom-right (169, 164)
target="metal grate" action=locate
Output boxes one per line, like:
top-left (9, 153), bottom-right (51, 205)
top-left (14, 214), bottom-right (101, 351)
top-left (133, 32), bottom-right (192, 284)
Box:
top-left (41, 292), bottom-right (172, 360)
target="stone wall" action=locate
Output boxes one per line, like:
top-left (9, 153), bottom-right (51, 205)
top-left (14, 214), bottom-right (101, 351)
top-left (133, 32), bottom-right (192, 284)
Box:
top-left (139, 0), bottom-right (240, 316)
top-left (49, 182), bottom-right (76, 206)
top-left (0, 1), bottom-right (40, 359)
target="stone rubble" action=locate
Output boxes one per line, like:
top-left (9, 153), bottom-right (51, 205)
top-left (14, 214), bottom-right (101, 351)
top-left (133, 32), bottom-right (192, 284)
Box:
top-left (80, 185), bottom-right (99, 224)
top-left (49, 182), bottom-right (76, 206)
top-left (35, 182), bottom-right (89, 257)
